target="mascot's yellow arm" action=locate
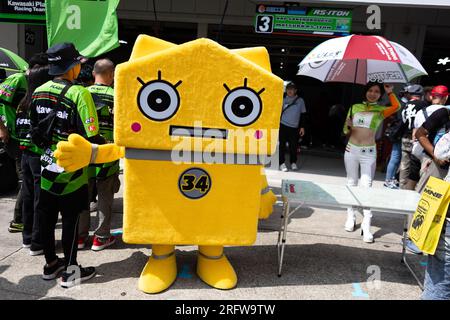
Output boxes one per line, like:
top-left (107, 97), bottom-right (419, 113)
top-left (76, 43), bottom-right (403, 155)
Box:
top-left (54, 133), bottom-right (124, 172)
top-left (55, 134), bottom-right (276, 219)
top-left (259, 173), bottom-right (276, 220)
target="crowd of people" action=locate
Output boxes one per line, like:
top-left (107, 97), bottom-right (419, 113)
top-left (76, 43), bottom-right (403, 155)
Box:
top-left (343, 82), bottom-right (450, 299)
top-left (277, 80), bottom-right (450, 299)
top-left (0, 43), bottom-right (118, 287)
top-left (0, 42), bottom-right (448, 298)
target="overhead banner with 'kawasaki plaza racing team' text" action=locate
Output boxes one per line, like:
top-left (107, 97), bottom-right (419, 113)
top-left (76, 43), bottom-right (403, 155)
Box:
top-left (0, 1), bottom-right (46, 24)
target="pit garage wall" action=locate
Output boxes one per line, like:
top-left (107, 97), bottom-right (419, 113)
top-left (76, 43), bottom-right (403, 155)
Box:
top-left (0, 23), bottom-right (45, 61)
top-left (117, 0), bottom-right (450, 60)
top-left (0, 23), bottom-right (20, 54)
top-left (1, 0), bottom-right (450, 62)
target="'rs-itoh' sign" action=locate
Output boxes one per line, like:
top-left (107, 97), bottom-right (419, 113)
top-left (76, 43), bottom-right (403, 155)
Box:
top-left (255, 5), bottom-right (352, 36)
top-left (0, 1), bottom-right (46, 24)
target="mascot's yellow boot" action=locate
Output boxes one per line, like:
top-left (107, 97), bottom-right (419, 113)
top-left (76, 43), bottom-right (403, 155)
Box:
top-left (197, 245), bottom-right (237, 290)
top-left (139, 244), bottom-right (177, 294)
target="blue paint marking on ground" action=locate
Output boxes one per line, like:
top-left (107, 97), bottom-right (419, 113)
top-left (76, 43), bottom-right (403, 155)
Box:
top-left (178, 264), bottom-right (193, 279)
top-left (420, 261), bottom-right (428, 267)
top-left (352, 283), bottom-right (369, 298)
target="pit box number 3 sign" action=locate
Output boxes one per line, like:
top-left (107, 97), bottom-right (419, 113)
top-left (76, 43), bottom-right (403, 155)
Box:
top-left (255, 15), bottom-right (274, 33)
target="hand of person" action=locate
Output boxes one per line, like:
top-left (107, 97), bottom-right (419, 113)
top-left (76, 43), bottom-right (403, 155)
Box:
top-left (0, 126), bottom-right (10, 143)
top-left (384, 83), bottom-right (394, 94)
top-left (299, 127), bottom-right (305, 137)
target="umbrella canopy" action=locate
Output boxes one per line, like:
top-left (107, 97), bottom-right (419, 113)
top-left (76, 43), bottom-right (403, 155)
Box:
top-left (297, 35), bottom-right (427, 85)
top-left (0, 47), bottom-right (28, 72)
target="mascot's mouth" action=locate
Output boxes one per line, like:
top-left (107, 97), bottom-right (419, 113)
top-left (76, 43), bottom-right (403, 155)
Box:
top-left (169, 125), bottom-right (228, 139)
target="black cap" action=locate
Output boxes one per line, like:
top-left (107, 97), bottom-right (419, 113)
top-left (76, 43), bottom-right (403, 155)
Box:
top-left (286, 82), bottom-right (297, 89)
top-left (46, 43), bottom-right (86, 76)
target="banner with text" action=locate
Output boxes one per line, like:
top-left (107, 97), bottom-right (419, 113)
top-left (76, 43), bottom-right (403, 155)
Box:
top-left (255, 5), bottom-right (352, 36)
top-left (0, 1), bottom-right (46, 24)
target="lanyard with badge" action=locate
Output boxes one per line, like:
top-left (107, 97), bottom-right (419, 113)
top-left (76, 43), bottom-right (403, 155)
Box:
top-left (280, 97), bottom-right (300, 119)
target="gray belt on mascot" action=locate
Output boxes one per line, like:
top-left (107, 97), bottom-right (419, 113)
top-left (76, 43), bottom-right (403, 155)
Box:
top-left (125, 148), bottom-right (266, 165)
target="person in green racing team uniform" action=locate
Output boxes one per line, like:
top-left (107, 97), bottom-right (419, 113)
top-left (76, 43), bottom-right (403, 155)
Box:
top-left (30, 43), bottom-right (105, 288)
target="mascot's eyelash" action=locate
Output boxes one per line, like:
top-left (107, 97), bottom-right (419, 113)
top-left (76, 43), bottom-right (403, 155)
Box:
top-left (137, 70), bottom-right (182, 88)
top-left (223, 78), bottom-right (265, 95)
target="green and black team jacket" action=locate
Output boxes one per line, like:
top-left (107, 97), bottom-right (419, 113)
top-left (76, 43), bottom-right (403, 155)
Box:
top-left (30, 79), bottom-right (101, 196)
top-left (87, 83), bottom-right (119, 179)
top-left (0, 73), bottom-right (27, 141)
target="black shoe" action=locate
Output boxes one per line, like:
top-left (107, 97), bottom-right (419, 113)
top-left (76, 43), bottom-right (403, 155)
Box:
top-left (42, 258), bottom-right (66, 280)
top-left (60, 265), bottom-right (96, 288)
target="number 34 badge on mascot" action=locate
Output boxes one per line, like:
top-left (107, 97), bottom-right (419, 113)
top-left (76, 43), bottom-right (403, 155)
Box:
top-left (54, 35), bottom-right (283, 294)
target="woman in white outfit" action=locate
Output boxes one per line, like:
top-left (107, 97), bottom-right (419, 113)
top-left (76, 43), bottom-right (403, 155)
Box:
top-left (343, 82), bottom-right (400, 242)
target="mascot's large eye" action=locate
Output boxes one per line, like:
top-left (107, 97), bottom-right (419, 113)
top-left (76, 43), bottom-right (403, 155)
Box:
top-left (137, 72), bottom-right (182, 121)
top-left (222, 79), bottom-right (264, 127)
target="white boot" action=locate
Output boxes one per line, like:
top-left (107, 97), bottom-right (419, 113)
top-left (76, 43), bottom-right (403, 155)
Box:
top-left (361, 210), bottom-right (374, 243)
top-left (344, 208), bottom-right (356, 232)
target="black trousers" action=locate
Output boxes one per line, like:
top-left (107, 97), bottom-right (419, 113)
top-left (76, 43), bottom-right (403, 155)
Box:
top-left (21, 151), bottom-right (42, 247)
top-left (38, 185), bottom-right (88, 266)
top-left (13, 153), bottom-right (23, 224)
top-left (4, 139), bottom-right (22, 222)
top-left (279, 123), bottom-right (299, 165)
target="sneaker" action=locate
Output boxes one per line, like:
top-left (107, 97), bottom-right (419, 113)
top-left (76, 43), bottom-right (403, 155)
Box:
top-left (280, 163), bottom-right (288, 172)
top-left (8, 221), bottom-right (23, 233)
top-left (60, 265), bottom-right (96, 288)
top-left (389, 181), bottom-right (399, 189)
top-left (42, 258), bottom-right (66, 280)
top-left (291, 163), bottom-right (298, 171)
top-left (392, 179), bottom-right (400, 187)
top-left (22, 243), bottom-right (31, 249)
top-left (78, 237), bottom-right (88, 249)
top-left (384, 180), bottom-right (399, 189)
top-left (29, 245), bottom-right (44, 256)
top-left (404, 238), bottom-right (423, 255)
top-left (91, 235), bottom-right (116, 251)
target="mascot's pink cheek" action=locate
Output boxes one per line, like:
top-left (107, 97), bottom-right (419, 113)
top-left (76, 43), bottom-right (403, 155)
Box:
top-left (255, 130), bottom-right (263, 140)
top-left (131, 122), bottom-right (142, 132)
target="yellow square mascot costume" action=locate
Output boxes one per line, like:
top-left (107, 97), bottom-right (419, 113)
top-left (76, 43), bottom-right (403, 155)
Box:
top-left (55, 35), bottom-right (283, 293)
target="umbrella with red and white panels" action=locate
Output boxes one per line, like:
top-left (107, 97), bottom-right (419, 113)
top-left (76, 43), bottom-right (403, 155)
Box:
top-left (297, 34), bottom-right (427, 84)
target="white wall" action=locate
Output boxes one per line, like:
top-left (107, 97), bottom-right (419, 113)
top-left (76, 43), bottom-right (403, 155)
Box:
top-left (0, 23), bottom-right (19, 53)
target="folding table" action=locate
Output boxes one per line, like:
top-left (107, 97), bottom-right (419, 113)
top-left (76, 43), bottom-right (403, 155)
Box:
top-left (278, 180), bottom-right (423, 289)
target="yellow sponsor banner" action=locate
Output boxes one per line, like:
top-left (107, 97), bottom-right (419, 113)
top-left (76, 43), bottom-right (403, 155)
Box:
top-left (409, 176), bottom-right (450, 255)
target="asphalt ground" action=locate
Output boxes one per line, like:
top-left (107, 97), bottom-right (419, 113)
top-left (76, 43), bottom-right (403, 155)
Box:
top-left (0, 153), bottom-right (425, 300)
